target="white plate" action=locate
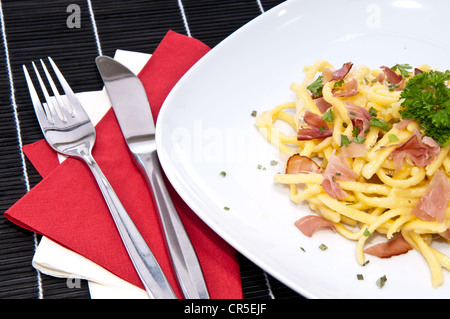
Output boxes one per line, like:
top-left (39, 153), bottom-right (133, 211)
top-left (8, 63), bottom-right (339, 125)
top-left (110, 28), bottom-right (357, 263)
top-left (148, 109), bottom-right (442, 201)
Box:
top-left (156, 0), bottom-right (450, 298)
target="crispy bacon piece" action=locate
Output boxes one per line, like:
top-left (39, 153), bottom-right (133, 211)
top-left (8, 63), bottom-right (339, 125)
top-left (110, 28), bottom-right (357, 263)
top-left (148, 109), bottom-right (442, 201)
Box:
top-left (297, 111), bottom-right (333, 140)
top-left (332, 78), bottom-right (359, 97)
top-left (411, 170), bottom-right (450, 223)
top-left (380, 65), bottom-right (403, 85)
top-left (294, 215), bottom-right (336, 237)
top-left (364, 236), bottom-right (412, 258)
top-left (322, 153), bottom-right (358, 199)
top-left (286, 154), bottom-right (322, 174)
top-left (331, 62), bottom-right (353, 81)
top-left (390, 129), bottom-right (440, 171)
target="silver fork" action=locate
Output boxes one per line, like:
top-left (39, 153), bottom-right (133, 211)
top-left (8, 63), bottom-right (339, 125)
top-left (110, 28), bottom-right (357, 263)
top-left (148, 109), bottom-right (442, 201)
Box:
top-left (23, 57), bottom-right (177, 299)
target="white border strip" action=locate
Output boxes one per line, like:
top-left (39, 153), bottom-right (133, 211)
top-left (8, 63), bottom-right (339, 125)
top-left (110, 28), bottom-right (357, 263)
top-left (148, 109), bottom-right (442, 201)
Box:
top-left (87, 0), bottom-right (102, 56)
top-left (0, 0), bottom-right (43, 299)
top-left (256, 0), bottom-right (265, 13)
top-left (177, 0), bottom-right (191, 37)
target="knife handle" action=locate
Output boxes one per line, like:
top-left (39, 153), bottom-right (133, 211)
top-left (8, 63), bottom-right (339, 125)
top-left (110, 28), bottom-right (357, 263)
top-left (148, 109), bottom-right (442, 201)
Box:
top-left (81, 153), bottom-right (177, 299)
top-left (134, 150), bottom-right (210, 299)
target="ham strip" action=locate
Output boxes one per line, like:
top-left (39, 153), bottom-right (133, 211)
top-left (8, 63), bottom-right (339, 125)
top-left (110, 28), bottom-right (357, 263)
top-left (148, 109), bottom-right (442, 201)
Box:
top-left (286, 154), bottom-right (322, 174)
top-left (314, 97), bottom-right (332, 113)
top-left (364, 236), bottom-right (412, 258)
top-left (346, 102), bottom-right (371, 137)
top-left (380, 65), bottom-right (402, 84)
top-left (297, 111), bottom-right (333, 140)
top-left (411, 170), bottom-right (450, 223)
top-left (331, 62), bottom-right (353, 81)
top-left (294, 215), bottom-right (336, 237)
top-left (395, 119), bottom-right (415, 130)
top-left (332, 78), bottom-right (359, 97)
top-left (340, 138), bottom-right (367, 158)
top-left (322, 153), bottom-right (358, 199)
top-left (390, 129), bottom-right (440, 171)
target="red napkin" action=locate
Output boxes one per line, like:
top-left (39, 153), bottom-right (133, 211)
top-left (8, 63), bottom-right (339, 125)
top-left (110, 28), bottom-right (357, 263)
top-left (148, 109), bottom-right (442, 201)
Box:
top-left (5, 30), bottom-right (243, 299)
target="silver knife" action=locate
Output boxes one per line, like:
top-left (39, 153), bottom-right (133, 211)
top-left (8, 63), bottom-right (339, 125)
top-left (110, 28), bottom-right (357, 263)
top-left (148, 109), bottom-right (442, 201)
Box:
top-left (96, 55), bottom-right (210, 299)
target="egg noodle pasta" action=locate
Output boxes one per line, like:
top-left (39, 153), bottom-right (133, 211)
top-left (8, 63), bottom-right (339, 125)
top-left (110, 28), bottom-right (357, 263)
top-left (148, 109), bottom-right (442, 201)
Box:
top-left (256, 60), bottom-right (450, 288)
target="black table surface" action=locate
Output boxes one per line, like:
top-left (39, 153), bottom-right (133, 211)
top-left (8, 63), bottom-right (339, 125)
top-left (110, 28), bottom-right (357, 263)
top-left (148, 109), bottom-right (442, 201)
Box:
top-left (0, 0), bottom-right (305, 299)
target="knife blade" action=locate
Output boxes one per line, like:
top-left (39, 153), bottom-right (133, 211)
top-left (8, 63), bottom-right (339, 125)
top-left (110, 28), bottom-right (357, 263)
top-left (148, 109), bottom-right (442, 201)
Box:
top-left (96, 55), bottom-right (210, 299)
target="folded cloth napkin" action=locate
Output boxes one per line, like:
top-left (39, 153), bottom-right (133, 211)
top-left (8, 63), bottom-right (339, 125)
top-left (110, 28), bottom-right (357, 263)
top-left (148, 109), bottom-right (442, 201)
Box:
top-left (5, 30), bottom-right (243, 299)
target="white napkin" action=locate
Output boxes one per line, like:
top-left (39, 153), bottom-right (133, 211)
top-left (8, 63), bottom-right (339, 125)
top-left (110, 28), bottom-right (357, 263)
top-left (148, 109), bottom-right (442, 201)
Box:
top-left (32, 50), bottom-right (153, 299)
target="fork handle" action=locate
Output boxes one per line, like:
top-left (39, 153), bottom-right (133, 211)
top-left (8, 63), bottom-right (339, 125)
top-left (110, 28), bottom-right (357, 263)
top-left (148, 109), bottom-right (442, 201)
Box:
top-left (134, 150), bottom-right (210, 299)
top-left (81, 153), bottom-right (177, 299)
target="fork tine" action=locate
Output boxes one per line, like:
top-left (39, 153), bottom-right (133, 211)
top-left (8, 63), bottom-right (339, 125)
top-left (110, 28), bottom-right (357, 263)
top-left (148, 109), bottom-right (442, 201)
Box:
top-left (30, 61), bottom-right (59, 123)
top-left (39, 59), bottom-right (72, 122)
top-left (47, 57), bottom-right (81, 117)
top-left (23, 64), bottom-right (52, 126)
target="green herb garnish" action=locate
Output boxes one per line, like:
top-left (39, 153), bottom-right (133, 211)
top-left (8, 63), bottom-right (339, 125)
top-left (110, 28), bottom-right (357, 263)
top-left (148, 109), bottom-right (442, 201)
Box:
top-left (322, 108), bottom-right (335, 122)
top-left (340, 134), bottom-right (351, 148)
top-left (388, 134), bottom-right (399, 143)
top-left (307, 75), bottom-right (324, 98)
top-left (334, 79), bottom-right (344, 88)
top-left (369, 107), bottom-right (378, 117)
top-left (376, 275), bottom-right (387, 288)
top-left (369, 117), bottom-right (390, 131)
top-left (399, 70), bottom-right (450, 146)
top-left (391, 63), bottom-right (412, 78)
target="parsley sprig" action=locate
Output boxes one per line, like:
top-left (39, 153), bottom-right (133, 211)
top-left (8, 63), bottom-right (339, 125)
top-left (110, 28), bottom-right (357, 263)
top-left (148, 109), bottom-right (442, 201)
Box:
top-left (391, 63), bottom-right (412, 78)
top-left (399, 70), bottom-right (450, 146)
top-left (307, 75), bottom-right (324, 98)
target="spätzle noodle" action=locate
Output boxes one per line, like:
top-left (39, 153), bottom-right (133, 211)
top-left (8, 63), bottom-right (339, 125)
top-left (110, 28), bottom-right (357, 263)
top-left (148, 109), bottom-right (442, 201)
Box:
top-left (256, 60), bottom-right (450, 288)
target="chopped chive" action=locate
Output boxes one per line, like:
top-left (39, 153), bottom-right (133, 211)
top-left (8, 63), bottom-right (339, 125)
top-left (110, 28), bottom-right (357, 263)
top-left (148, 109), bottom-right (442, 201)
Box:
top-left (334, 79), bottom-right (344, 88)
top-left (270, 160), bottom-right (278, 166)
top-left (346, 200), bottom-right (359, 206)
top-left (388, 133), bottom-right (399, 143)
top-left (376, 275), bottom-right (387, 288)
top-left (362, 260), bottom-right (370, 267)
top-left (300, 247), bottom-right (306, 252)
top-left (251, 110), bottom-right (257, 117)
top-left (319, 243), bottom-right (328, 251)
top-left (223, 206), bottom-right (230, 211)
top-left (363, 228), bottom-right (372, 236)
top-left (357, 274), bottom-right (364, 280)
top-left (220, 171), bottom-right (227, 177)
top-left (369, 107), bottom-right (378, 117)
top-left (369, 117), bottom-right (390, 131)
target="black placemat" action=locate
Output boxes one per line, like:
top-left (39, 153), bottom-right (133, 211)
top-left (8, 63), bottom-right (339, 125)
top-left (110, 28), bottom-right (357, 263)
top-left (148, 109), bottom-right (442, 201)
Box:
top-left (0, 0), bottom-right (303, 299)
